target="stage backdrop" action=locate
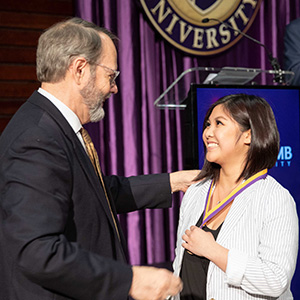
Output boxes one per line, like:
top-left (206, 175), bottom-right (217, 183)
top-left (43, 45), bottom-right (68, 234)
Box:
top-left (75, 0), bottom-right (300, 296)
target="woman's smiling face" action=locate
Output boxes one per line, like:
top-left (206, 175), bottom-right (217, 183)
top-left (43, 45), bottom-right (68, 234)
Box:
top-left (202, 104), bottom-right (251, 169)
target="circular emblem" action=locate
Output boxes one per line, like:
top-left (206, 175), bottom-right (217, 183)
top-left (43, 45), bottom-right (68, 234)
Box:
top-left (140, 0), bottom-right (263, 55)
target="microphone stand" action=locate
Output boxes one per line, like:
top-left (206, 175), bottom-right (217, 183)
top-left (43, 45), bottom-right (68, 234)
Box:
top-left (202, 18), bottom-right (284, 84)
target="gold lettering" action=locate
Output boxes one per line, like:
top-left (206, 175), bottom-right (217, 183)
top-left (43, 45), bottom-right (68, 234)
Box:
top-left (206, 28), bottom-right (219, 49)
top-left (179, 20), bottom-right (193, 43)
top-left (235, 4), bottom-right (249, 25)
top-left (228, 16), bottom-right (240, 36)
top-left (151, 0), bottom-right (172, 24)
top-left (243, 0), bottom-right (257, 8)
top-left (165, 13), bottom-right (180, 35)
top-left (148, 0), bottom-right (259, 53)
top-left (219, 24), bottom-right (231, 44)
top-left (193, 28), bottom-right (204, 48)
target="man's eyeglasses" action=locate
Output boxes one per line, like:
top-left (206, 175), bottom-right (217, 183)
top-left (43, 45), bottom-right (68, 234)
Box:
top-left (93, 63), bottom-right (120, 86)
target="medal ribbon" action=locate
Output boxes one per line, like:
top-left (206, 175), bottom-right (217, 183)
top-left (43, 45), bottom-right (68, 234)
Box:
top-left (200, 169), bottom-right (268, 228)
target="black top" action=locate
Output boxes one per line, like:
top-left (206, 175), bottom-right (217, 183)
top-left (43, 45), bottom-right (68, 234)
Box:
top-left (180, 213), bottom-right (223, 300)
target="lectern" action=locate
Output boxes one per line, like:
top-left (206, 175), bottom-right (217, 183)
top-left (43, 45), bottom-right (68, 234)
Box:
top-left (154, 66), bottom-right (295, 109)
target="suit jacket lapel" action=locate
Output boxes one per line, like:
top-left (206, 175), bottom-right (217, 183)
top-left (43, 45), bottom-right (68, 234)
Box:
top-left (72, 139), bottom-right (129, 257)
top-left (28, 91), bottom-right (127, 253)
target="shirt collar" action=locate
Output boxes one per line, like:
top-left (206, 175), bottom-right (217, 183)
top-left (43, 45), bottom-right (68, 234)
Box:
top-left (38, 88), bottom-right (82, 134)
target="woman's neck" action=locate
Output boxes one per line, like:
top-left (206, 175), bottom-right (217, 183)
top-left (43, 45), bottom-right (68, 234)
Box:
top-left (208, 163), bottom-right (245, 208)
top-left (216, 167), bottom-right (244, 194)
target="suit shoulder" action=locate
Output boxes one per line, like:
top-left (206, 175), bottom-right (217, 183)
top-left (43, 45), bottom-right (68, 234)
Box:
top-left (286, 17), bottom-right (300, 34)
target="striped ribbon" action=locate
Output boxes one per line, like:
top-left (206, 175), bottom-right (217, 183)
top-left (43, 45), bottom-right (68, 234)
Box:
top-left (200, 169), bottom-right (268, 228)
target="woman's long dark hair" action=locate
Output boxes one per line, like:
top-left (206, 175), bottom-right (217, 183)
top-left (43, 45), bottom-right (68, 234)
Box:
top-left (195, 94), bottom-right (280, 182)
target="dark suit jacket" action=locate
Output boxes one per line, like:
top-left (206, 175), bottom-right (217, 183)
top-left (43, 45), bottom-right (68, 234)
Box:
top-left (284, 17), bottom-right (300, 86)
top-left (0, 91), bottom-right (172, 300)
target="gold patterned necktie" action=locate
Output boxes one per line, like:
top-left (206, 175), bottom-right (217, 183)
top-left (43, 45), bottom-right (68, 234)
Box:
top-left (80, 127), bottom-right (120, 242)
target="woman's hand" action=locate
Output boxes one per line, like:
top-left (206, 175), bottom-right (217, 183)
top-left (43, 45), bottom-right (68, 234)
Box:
top-left (182, 225), bottom-right (229, 272)
top-left (182, 226), bottom-right (215, 257)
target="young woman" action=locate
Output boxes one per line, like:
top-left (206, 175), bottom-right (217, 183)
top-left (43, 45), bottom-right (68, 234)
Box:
top-left (173, 94), bottom-right (298, 300)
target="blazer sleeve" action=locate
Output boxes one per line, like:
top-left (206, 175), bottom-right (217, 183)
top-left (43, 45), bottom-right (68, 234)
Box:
top-left (104, 173), bottom-right (172, 214)
top-left (225, 186), bottom-right (299, 297)
top-left (0, 127), bottom-right (132, 300)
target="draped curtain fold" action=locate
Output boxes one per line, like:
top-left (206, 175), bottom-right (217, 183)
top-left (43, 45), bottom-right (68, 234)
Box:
top-left (75, 0), bottom-right (299, 294)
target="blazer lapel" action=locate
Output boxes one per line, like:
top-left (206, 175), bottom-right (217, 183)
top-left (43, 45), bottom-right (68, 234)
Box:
top-left (73, 141), bottom-right (128, 255)
top-left (177, 181), bottom-right (210, 272)
top-left (207, 186), bottom-right (256, 282)
top-left (28, 91), bottom-right (127, 252)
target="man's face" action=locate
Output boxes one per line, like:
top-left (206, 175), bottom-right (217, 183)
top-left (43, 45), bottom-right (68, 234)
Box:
top-left (80, 70), bottom-right (107, 122)
top-left (80, 33), bottom-right (118, 123)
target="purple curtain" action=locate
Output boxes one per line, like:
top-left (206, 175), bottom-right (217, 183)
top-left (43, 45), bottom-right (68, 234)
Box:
top-left (75, 0), bottom-right (299, 281)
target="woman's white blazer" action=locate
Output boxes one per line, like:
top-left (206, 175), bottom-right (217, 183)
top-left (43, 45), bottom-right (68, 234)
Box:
top-left (173, 175), bottom-right (299, 300)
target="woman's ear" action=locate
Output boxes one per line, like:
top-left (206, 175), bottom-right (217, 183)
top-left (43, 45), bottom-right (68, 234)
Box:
top-left (244, 129), bottom-right (251, 145)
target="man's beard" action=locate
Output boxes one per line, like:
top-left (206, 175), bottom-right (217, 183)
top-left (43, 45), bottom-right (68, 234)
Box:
top-left (80, 75), bottom-right (110, 123)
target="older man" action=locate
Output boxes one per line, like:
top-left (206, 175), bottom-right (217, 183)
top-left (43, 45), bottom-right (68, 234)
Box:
top-left (0, 18), bottom-right (197, 300)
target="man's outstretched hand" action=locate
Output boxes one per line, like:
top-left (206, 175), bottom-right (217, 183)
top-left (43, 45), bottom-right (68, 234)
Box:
top-left (170, 170), bottom-right (200, 193)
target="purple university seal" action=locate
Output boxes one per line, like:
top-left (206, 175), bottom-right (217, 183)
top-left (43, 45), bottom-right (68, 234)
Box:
top-left (140, 0), bottom-right (263, 55)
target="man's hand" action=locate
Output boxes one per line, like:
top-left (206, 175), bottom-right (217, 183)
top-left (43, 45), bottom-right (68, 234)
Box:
top-left (170, 170), bottom-right (200, 193)
top-left (129, 266), bottom-right (182, 300)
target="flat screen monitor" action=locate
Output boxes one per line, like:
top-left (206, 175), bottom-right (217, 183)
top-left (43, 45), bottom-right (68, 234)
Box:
top-left (183, 84), bottom-right (300, 297)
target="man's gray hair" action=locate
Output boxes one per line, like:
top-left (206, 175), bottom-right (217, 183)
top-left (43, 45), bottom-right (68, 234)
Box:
top-left (36, 17), bottom-right (117, 83)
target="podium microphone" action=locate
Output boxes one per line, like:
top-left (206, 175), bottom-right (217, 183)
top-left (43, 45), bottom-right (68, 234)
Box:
top-left (202, 17), bottom-right (284, 84)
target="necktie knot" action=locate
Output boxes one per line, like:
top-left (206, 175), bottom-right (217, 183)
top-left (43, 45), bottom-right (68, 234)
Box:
top-left (80, 127), bottom-right (93, 145)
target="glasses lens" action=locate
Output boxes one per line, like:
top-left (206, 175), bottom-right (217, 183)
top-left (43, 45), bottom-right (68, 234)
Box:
top-left (111, 71), bottom-right (120, 86)
top-left (94, 63), bottom-right (119, 86)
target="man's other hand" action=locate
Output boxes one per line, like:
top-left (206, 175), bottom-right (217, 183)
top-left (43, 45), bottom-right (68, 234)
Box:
top-left (129, 266), bottom-right (182, 300)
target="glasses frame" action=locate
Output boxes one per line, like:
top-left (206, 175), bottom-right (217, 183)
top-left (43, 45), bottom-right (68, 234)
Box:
top-left (93, 63), bottom-right (120, 86)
